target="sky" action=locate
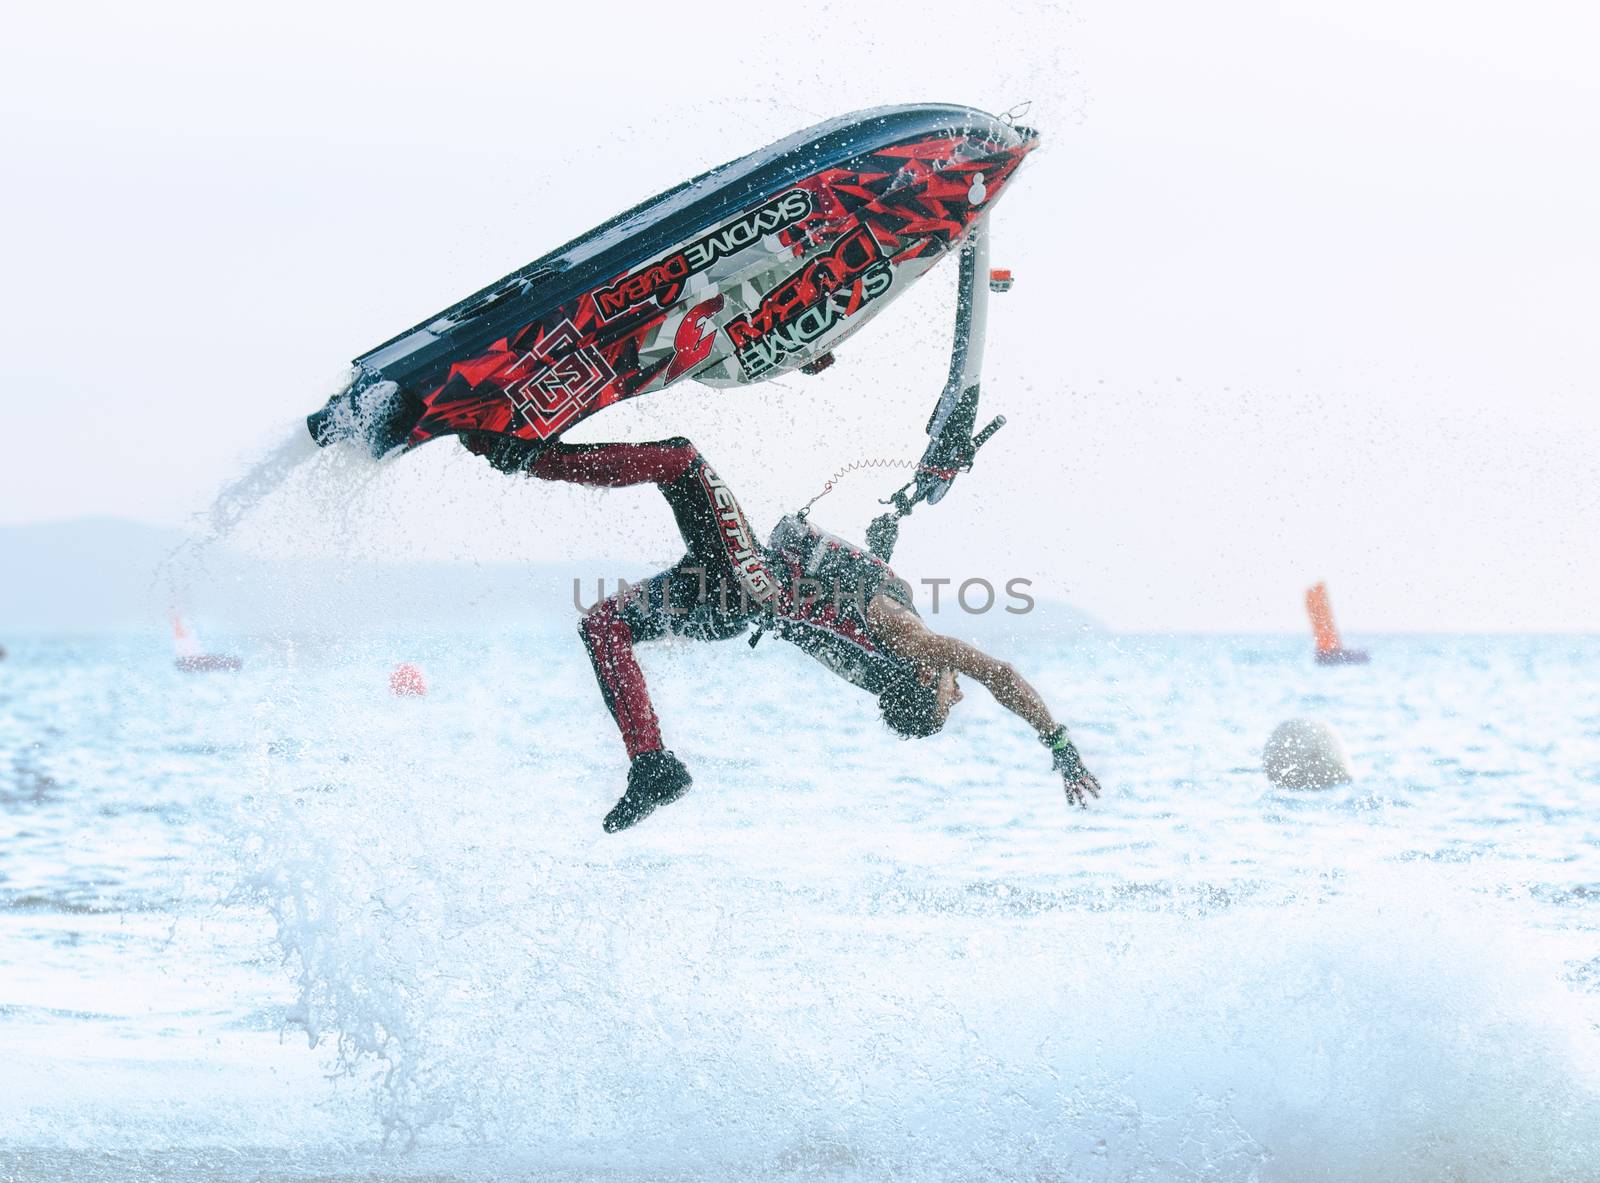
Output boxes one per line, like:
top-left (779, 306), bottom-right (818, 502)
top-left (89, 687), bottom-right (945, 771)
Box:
top-left (1, 0), bottom-right (1596, 631)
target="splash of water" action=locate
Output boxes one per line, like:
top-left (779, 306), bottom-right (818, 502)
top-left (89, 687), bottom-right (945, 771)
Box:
top-left (157, 427), bottom-right (318, 613)
top-left (233, 693), bottom-right (1600, 1178)
top-left (201, 429), bottom-right (326, 545)
top-left (158, 389), bottom-right (396, 619)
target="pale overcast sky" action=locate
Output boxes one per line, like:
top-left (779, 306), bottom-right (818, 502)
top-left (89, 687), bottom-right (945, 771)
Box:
top-left (1, 0), bottom-right (1596, 630)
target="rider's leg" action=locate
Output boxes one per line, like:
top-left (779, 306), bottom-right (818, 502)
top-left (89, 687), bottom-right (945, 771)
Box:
top-left (578, 569), bottom-right (698, 833)
top-left (550, 440), bottom-right (775, 831)
top-left (578, 576), bottom-right (670, 762)
top-left (534, 439), bottom-right (776, 608)
top-left (527, 438), bottom-right (698, 487)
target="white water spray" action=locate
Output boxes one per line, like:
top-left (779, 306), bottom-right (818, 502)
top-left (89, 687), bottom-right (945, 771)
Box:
top-left (200, 429), bottom-right (326, 545)
top-left (158, 384), bottom-right (401, 618)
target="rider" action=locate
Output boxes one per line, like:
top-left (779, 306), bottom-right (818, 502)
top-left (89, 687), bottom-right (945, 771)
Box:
top-left (465, 434), bottom-right (1101, 832)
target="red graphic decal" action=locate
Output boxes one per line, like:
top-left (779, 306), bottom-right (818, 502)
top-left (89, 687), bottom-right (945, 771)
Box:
top-left (725, 225), bottom-right (885, 350)
top-left (404, 131), bottom-right (1036, 448)
top-left (665, 294), bottom-right (725, 382)
top-left (502, 318), bottom-right (619, 437)
top-left (593, 189), bottom-right (813, 323)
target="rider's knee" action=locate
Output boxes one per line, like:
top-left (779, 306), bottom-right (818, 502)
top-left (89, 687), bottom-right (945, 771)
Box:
top-left (663, 436), bottom-right (699, 465)
top-left (579, 601), bottom-right (617, 645)
top-left (657, 437), bottom-right (702, 485)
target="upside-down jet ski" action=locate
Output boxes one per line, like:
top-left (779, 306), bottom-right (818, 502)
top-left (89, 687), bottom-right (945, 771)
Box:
top-left (305, 103), bottom-right (1038, 553)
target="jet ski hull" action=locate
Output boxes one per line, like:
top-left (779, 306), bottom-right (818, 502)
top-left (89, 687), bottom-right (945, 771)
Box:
top-left (309, 104), bottom-right (1038, 455)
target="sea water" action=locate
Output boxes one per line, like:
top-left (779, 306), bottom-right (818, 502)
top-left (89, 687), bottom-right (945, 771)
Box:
top-left (2, 628), bottom-right (1599, 1181)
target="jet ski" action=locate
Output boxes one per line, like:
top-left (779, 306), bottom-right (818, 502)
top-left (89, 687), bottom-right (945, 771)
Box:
top-left (305, 104), bottom-right (1039, 471)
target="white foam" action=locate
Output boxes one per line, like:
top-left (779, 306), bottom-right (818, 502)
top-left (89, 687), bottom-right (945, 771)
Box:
top-left (233, 685), bottom-right (1600, 1178)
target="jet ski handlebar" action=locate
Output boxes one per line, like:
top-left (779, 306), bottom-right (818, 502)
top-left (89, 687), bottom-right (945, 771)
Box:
top-left (864, 224), bottom-right (1007, 562)
top-left (866, 413), bottom-right (1005, 561)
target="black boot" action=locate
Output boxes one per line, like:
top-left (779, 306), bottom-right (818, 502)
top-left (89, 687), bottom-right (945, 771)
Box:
top-left (603, 750), bottom-right (693, 833)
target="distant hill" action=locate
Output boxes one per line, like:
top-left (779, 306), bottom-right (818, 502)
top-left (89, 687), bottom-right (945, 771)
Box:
top-left (0, 518), bottom-right (600, 635)
top-left (2, 519), bottom-right (189, 632)
top-left (0, 518), bottom-right (1099, 638)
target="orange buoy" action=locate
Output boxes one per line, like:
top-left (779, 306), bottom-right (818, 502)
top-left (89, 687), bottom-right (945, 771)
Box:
top-left (390, 662), bottom-right (428, 696)
top-left (1306, 583), bottom-right (1369, 665)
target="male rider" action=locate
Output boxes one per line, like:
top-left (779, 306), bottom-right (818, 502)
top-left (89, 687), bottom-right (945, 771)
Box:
top-left (464, 434), bottom-right (1101, 832)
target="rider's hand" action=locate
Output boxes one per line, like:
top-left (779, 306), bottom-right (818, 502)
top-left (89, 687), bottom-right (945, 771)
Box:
top-left (1042, 726), bottom-right (1102, 809)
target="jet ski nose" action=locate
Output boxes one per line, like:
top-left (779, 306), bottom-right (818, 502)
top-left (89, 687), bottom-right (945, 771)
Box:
top-left (305, 399), bottom-right (348, 447)
top-left (305, 376), bottom-right (420, 457)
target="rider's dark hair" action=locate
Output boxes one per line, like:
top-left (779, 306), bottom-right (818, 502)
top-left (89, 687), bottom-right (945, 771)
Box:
top-left (878, 671), bottom-right (944, 739)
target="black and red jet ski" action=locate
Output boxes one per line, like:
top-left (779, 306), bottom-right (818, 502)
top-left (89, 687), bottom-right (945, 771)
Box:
top-left (306, 105), bottom-right (1037, 553)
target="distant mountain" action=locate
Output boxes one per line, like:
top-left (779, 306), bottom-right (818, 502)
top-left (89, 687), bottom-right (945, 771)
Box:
top-left (0, 518), bottom-right (1099, 638)
top-left (2, 519), bottom-right (189, 632)
top-left (0, 518), bottom-right (602, 634)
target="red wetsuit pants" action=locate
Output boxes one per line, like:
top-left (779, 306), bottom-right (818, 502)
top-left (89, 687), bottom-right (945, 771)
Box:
top-left (527, 439), bottom-right (774, 760)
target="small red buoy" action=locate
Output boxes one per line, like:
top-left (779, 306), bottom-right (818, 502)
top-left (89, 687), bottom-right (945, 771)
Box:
top-left (390, 663), bottom-right (428, 697)
top-left (988, 268), bottom-right (1014, 293)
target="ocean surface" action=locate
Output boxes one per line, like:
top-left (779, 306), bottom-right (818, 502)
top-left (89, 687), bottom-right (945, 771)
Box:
top-left (2, 629), bottom-right (1599, 1181)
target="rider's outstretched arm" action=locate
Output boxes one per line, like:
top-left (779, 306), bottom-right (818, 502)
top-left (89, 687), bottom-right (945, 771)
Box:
top-left (893, 624), bottom-right (1056, 736)
top-left (871, 601), bottom-right (1102, 807)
